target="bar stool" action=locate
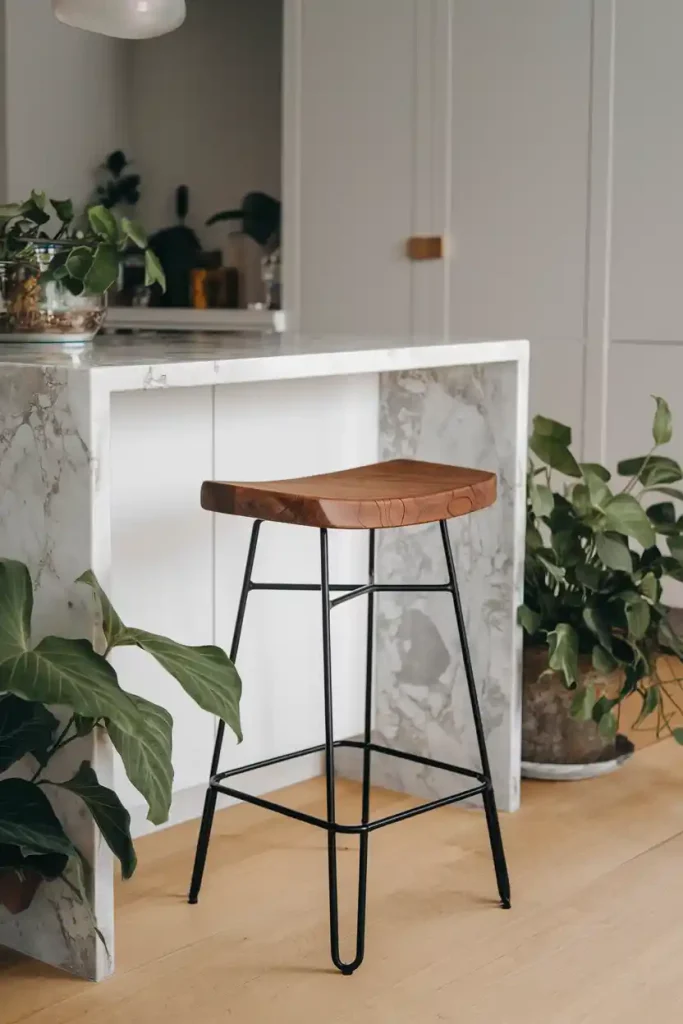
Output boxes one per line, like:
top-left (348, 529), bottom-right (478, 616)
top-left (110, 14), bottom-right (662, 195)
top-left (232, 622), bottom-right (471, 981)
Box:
top-left (188, 458), bottom-right (511, 975)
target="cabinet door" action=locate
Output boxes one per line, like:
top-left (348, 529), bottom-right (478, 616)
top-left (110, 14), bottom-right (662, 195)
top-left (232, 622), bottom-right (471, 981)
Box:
top-left (293, 0), bottom-right (423, 337)
top-left (610, 0), bottom-right (683, 343)
top-left (447, 0), bottom-right (592, 342)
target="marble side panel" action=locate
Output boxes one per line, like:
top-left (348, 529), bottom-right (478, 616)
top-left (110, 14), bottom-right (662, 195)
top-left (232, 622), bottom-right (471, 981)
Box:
top-left (0, 367), bottom-right (113, 979)
top-left (338, 362), bottom-right (526, 811)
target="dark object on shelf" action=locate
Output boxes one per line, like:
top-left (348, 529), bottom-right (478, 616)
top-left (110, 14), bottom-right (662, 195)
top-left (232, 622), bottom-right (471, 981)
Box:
top-left (149, 186), bottom-right (202, 307)
top-left (207, 191), bottom-right (281, 249)
top-left (96, 150), bottom-right (141, 210)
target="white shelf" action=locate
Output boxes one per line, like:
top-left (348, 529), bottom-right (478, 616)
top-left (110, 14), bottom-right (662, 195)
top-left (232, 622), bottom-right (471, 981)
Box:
top-left (104, 307), bottom-right (286, 334)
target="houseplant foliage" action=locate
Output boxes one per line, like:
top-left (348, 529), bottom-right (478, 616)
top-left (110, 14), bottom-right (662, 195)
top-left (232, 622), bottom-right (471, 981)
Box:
top-left (0, 560), bottom-right (241, 914)
top-left (520, 396), bottom-right (683, 757)
top-left (0, 191), bottom-right (165, 340)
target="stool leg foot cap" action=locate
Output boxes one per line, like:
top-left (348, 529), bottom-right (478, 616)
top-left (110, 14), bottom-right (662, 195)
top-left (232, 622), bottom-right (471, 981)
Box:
top-left (501, 897), bottom-right (511, 910)
top-left (188, 896), bottom-right (199, 906)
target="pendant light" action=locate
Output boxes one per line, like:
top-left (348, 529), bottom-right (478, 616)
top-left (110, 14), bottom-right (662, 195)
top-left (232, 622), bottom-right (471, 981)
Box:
top-left (53, 0), bottom-right (187, 40)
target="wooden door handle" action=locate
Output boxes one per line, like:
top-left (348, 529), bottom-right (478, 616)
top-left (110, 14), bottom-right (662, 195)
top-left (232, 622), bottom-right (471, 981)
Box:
top-left (406, 236), bottom-right (444, 260)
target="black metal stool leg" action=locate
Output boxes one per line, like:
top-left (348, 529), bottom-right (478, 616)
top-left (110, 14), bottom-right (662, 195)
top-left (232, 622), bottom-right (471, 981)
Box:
top-left (320, 528), bottom-right (370, 975)
top-left (439, 520), bottom-right (511, 909)
top-left (188, 519), bottom-right (263, 904)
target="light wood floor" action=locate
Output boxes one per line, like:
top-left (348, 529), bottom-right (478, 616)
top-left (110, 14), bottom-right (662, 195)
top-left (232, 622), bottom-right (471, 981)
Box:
top-left (3, 740), bottom-right (683, 1024)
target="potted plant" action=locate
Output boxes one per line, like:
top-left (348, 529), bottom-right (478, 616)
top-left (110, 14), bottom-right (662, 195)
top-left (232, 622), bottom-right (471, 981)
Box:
top-left (0, 559), bottom-right (241, 917)
top-left (519, 396), bottom-right (683, 779)
top-left (207, 191), bottom-right (281, 309)
top-left (0, 191), bottom-right (165, 342)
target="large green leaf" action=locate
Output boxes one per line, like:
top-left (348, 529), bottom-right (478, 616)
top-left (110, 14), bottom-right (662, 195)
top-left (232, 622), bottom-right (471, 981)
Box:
top-left (529, 433), bottom-right (581, 478)
top-left (0, 843), bottom-right (68, 881)
top-left (517, 605), bottom-right (541, 636)
top-left (644, 486), bottom-right (683, 502)
top-left (52, 762), bottom-right (136, 880)
top-left (530, 480), bottom-right (553, 518)
top-left (0, 696), bottom-right (57, 773)
top-left (570, 683), bottom-right (596, 720)
top-left (617, 455), bottom-right (683, 487)
top-left (625, 597), bottom-right (650, 640)
top-left (639, 572), bottom-right (660, 603)
top-left (77, 570), bottom-right (128, 648)
top-left (107, 695), bottom-right (173, 826)
top-left (80, 573), bottom-right (242, 743)
top-left (647, 502), bottom-right (677, 534)
top-left (652, 396), bottom-right (673, 446)
top-left (84, 243), bottom-right (119, 294)
top-left (0, 561), bottom-right (32, 660)
top-left (667, 535), bottom-right (683, 565)
top-left (547, 623), bottom-right (579, 686)
top-left (50, 198), bottom-right (74, 224)
top-left (121, 217), bottom-right (147, 249)
top-left (87, 204), bottom-right (118, 243)
top-left (579, 463), bottom-right (611, 483)
top-left (532, 415), bottom-right (572, 447)
top-left (602, 494), bottom-right (656, 548)
top-left (129, 630), bottom-right (242, 743)
top-left (595, 532), bottom-right (633, 572)
top-left (65, 245), bottom-right (94, 281)
top-left (583, 607), bottom-right (613, 651)
top-left (0, 779), bottom-right (75, 857)
top-left (633, 686), bottom-right (659, 727)
top-left (581, 465), bottom-right (612, 509)
top-left (0, 638), bottom-right (140, 731)
top-left (144, 248), bottom-right (166, 291)
top-left (592, 645), bottom-right (617, 674)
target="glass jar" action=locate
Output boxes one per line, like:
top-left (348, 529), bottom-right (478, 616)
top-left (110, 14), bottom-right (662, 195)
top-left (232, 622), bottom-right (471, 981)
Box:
top-left (0, 243), bottom-right (107, 343)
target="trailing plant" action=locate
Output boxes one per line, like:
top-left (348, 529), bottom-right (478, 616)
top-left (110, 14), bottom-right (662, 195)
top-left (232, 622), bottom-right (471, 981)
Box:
top-left (519, 396), bottom-right (683, 744)
top-left (0, 190), bottom-right (165, 296)
top-left (207, 191), bottom-right (281, 250)
top-left (95, 150), bottom-right (142, 211)
top-left (0, 560), bottom-right (241, 915)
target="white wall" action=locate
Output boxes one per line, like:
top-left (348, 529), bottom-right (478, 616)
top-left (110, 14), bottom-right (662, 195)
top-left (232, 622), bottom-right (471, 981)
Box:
top-left (3, 0), bottom-right (127, 204)
top-left (129, 0), bottom-right (282, 302)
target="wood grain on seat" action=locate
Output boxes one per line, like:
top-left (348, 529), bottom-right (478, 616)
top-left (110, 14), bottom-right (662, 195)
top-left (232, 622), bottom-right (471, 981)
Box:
top-left (201, 459), bottom-right (496, 529)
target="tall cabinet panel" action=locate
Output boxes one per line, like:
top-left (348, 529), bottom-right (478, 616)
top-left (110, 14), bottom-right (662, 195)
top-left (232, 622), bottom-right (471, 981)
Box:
top-left (447, 0), bottom-right (593, 342)
top-left (293, 0), bottom-right (437, 338)
top-left (610, 0), bottom-right (683, 343)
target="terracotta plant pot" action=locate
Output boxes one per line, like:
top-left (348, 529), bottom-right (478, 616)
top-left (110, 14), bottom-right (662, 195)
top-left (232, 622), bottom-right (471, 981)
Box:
top-left (522, 646), bottom-right (626, 768)
top-left (0, 869), bottom-right (43, 915)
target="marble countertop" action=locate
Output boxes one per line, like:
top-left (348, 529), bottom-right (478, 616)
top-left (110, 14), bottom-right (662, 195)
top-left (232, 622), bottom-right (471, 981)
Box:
top-left (0, 332), bottom-right (528, 391)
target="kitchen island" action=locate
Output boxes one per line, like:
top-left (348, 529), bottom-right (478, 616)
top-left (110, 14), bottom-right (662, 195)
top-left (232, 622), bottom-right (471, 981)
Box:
top-left (0, 332), bottom-right (528, 979)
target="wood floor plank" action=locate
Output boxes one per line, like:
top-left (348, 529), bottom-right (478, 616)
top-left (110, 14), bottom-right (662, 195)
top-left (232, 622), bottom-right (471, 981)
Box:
top-left (2, 740), bottom-right (682, 1024)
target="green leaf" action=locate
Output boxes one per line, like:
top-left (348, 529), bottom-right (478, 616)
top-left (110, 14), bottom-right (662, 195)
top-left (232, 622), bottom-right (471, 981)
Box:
top-left (583, 607), bottom-right (613, 651)
top-left (0, 696), bottom-right (58, 773)
top-left (598, 710), bottom-right (617, 741)
top-left (20, 200), bottom-right (50, 228)
top-left (63, 275), bottom-right (85, 296)
top-left (668, 535), bottom-right (683, 565)
top-left (87, 204), bottom-right (119, 242)
top-left (575, 562), bottom-right (602, 591)
top-left (46, 248), bottom-right (70, 282)
top-left (532, 415), bottom-right (572, 447)
top-left (53, 761), bottom-right (136, 880)
top-left (66, 245), bottom-right (94, 281)
top-left (30, 190), bottom-right (46, 210)
top-left (526, 521), bottom-right (543, 552)
top-left (79, 573), bottom-right (242, 743)
top-left (571, 683), bottom-right (596, 721)
top-left (647, 501), bottom-right (677, 534)
top-left (529, 433), bottom-right (581, 478)
top-left (0, 844), bottom-right (68, 883)
top-left (128, 630), bottom-right (242, 743)
top-left (107, 695), bottom-right (173, 826)
top-left (634, 686), bottom-right (659, 727)
top-left (517, 605), bottom-right (541, 636)
top-left (580, 463), bottom-right (611, 483)
top-left (530, 481), bottom-right (554, 518)
top-left (0, 560), bottom-right (32, 659)
top-left (602, 494), bottom-right (656, 548)
top-left (618, 455), bottom-right (683, 487)
top-left (673, 728), bottom-right (683, 745)
top-left (644, 486), bottom-right (683, 501)
top-left (537, 552), bottom-right (566, 582)
top-left (84, 243), bottom-right (119, 294)
top-left (595, 532), bottom-right (633, 572)
top-left (0, 779), bottom-right (75, 857)
top-left (592, 645), bottom-right (617, 674)
top-left (581, 465), bottom-right (612, 508)
top-left (121, 217), bottom-right (147, 249)
top-left (625, 597), bottom-right (650, 640)
top-left (659, 618), bottom-right (683, 660)
top-left (639, 571), bottom-right (660, 603)
top-left (50, 198), bottom-right (74, 224)
top-left (144, 247), bottom-right (166, 291)
top-left (652, 396), bottom-right (673, 446)
top-left (0, 203), bottom-right (22, 220)
top-left (547, 622), bottom-right (579, 687)
top-left (570, 483), bottom-right (592, 517)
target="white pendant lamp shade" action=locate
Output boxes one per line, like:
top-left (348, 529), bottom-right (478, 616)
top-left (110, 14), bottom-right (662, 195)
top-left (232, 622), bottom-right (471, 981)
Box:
top-left (53, 0), bottom-right (187, 40)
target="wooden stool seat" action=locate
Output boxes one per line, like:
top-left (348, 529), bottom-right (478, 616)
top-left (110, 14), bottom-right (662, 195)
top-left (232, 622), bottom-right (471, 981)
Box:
top-left (201, 458), bottom-right (496, 529)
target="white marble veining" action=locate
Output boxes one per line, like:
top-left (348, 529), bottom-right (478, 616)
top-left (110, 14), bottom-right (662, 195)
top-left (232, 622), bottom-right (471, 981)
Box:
top-left (0, 332), bottom-right (528, 980)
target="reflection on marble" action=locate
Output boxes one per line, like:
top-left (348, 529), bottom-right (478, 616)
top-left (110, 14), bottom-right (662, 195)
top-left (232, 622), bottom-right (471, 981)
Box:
top-left (338, 363), bottom-right (527, 811)
top-left (0, 367), bottom-right (113, 980)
